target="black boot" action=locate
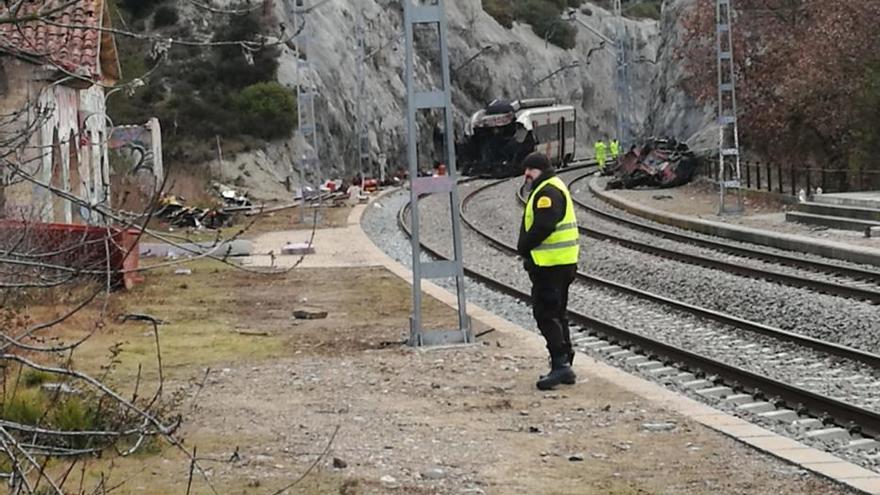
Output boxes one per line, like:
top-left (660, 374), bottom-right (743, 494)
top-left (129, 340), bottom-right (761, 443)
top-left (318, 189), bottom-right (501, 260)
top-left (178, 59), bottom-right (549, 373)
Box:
top-left (539, 352), bottom-right (576, 385)
top-left (536, 354), bottom-right (576, 390)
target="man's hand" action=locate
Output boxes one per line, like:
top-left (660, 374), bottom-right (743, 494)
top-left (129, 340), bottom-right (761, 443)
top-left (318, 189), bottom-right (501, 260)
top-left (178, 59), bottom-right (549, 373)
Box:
top-left (521, 255), bottom-right (535, 273)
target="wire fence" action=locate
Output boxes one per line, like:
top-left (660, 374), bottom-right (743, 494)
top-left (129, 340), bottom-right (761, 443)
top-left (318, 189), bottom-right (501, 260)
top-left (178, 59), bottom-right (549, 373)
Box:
top-left (700, 160), bottom-right (880, 197)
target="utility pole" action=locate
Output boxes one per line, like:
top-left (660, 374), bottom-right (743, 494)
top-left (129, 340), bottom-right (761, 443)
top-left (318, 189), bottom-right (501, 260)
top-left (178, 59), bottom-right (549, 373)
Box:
top-left (403, 0), bottom-right (471, 347)
top-left (354, 9), bottom-right (370, 186)
top-left (716, 0), bottom-right (744, 214)
top-left (612, 0), bottom-right (630, 150)
top-left (288, 0), bottom-right (322, 221)
top-left (567, 9), bottom-right (630, 150)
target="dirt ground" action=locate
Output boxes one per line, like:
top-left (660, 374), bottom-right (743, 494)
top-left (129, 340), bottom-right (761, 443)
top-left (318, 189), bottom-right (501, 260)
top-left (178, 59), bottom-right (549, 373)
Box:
top-left (609, 179), bottom-right (880, 249)
top-left (61, 259), bottom-right (854, 494)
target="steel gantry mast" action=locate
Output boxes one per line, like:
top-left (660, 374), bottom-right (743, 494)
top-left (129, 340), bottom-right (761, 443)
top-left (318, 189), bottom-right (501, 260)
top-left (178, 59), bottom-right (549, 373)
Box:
top-left (403, 0), bottom-right (471, 347)
top-left (354, 10), bottom-right (370, 185)
top-left (288, 0), bottom-right (322, 219)
top-left (716, 0), bottom-right (744, 214)
top-left (612, 0), bottom-right (630, 150)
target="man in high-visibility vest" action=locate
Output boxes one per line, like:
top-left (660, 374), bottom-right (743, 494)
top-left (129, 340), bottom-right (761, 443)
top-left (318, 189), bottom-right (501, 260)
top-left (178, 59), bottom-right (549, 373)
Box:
top-left (610, 139), bottom-right (620, 161)
top-left (594, 140), bottom-right (607, 172)
top-left (517, 152), bottom-right (580, 390)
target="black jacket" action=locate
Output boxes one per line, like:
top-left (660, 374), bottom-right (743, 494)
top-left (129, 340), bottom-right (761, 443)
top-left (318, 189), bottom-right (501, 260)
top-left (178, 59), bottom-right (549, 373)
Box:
top-left (517, 169), bottom-right (567, 265)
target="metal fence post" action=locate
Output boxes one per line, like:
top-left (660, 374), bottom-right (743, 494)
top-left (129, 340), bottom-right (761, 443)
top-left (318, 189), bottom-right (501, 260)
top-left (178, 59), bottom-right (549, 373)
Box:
top-left (777, 162), bottom-right (783, 194)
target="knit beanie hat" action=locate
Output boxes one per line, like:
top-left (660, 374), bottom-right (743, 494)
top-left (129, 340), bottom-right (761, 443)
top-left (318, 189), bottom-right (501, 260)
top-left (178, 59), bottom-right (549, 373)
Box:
top-left (521, 152), bottom-right (551, 171)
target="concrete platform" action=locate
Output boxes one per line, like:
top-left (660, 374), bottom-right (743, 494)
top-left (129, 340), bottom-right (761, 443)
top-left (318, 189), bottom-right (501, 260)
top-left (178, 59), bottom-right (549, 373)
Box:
top-left (342, 190), bottom-right (880, 494)
top-left (796, 201), bottom-right (880, 222)
top-left (786, 211), bottom-right (880, 233)
top-left (815, 192), bottom-right (880, 209)
top-left (590, 177), bottom-right (880, 267)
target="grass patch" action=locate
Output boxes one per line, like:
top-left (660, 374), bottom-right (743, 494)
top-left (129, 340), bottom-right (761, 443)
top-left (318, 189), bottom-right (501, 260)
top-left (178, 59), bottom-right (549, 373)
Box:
top-left (22, 369), bottom-right (54, 387)
top-left (2, 388), bottom-right (47, 425)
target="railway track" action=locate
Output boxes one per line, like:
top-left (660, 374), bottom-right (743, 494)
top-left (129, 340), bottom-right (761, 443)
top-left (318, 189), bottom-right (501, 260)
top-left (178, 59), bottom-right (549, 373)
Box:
top-left (396, 177), bottom-right (880, 449)
top-left (557, 171), bottom-right (880, 304)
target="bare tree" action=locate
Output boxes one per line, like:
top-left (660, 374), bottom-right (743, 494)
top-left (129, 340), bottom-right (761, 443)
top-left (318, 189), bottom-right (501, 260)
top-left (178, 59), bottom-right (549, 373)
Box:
top-left (0, 1), bottom-right (322, 492)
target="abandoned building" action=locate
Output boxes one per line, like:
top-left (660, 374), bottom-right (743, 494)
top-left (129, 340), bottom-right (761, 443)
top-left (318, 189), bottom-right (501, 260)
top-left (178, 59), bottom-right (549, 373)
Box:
top-left (0, 0), bottom-right (121, 224)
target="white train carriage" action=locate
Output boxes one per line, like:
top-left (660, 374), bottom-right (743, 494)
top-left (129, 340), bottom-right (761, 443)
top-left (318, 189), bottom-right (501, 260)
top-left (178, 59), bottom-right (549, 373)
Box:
top-left (459, 99), bottom-right (577, 176)
top-left (516, 104), bottom-right (577, 167)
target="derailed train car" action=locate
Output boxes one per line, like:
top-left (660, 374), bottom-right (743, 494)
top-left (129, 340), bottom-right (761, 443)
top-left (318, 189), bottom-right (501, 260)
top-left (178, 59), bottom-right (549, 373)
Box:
top-left (457, 98), bottom-right (576, 177)
top-left (606, 137), bottom-right (700, 190)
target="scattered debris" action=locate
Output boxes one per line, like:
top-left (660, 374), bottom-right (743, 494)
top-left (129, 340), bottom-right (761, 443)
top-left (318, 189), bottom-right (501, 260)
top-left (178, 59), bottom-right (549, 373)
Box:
top-left (606, 137), bottom-right (699, 190)
top-left (155, 194), bottom-right (231, 230)
top-left (421, 467), bottom-right (446, 480)
top-left (380, 475), bottom-right (398, 486)
top-left (174, 268), bottom-right (192, 276)
top-left (213, 182), bottom-right (252, 209)
top-left (568, 453), bottom-right (585, 462)
top-left (641, 421), bottom-right (677, 432)
top-left (42, 383), bottom-right (78, 395)
top-left (281, 242), bottom-right (315, 256)
top-left (293, 308), bottom-right (328, 320)
top-left (236, 329), bottom-right (271, 337)
top-left (332, 457), bottom-right (348, 469)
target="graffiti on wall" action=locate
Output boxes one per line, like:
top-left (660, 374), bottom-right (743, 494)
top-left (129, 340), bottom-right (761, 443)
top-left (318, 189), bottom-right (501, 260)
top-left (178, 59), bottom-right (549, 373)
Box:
top-left (108, 118), bottom-right (163, 182)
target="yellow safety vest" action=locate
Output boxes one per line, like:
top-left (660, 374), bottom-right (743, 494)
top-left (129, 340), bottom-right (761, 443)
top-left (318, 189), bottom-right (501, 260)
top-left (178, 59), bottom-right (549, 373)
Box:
top-left (524, 176), bottom-right (580, 266)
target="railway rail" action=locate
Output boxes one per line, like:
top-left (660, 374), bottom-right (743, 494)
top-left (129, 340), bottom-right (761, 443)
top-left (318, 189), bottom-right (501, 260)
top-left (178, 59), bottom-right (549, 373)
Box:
top-left (559, 172), bottom-right (880, 304)
top-left (396, 176), bottom-right (880, 445)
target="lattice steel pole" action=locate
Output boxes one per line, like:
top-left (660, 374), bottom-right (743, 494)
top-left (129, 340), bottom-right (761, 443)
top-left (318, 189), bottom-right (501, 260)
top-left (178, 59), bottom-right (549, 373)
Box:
top-left (355, 9), bottom-right (370, 185)
top-left (403, 0), bottom-right (471, 347)
top-left (289, 0), bottom-right (322, 221)
top-left (716, 0), bottom-right (744, 214)
top-left (613, 0), bottom-right (630, 150)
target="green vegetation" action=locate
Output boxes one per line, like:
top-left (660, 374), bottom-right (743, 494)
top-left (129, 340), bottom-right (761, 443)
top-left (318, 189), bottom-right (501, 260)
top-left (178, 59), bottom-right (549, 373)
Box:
top-left (236, 82), bottom-right (298, 140)
top-left (482, 0), bottom-right (584, 49)
top-left (481, 0), bottom-right (661, 48)
top-left (108, 1), bottom-right (295, 167)
top-left (22, 368), bottom-right (53, 387)
top-left (624, 1), bottom-right (661, 20)
top-left (2, 388), bottom-right (45, 425)
top-left (152, 5), bottom-right (179, 28)
top-left (849, 64), bottom-right (880, 174)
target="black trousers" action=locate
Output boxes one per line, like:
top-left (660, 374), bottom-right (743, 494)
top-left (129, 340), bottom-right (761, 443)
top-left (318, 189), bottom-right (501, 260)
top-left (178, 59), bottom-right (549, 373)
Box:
top-left (527, 264), bottom-right (577, 358)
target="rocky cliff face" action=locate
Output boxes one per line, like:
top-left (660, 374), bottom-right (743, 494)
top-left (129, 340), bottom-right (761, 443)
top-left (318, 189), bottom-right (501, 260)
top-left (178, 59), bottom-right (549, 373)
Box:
top-left (217, 0), bottom-right (710, 200)
top-left (645, 0), bottom-right (716, 153)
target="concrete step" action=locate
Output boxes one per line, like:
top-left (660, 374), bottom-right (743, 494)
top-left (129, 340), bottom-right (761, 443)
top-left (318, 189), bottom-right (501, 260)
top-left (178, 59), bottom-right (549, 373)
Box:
top-left (786, 211), bottom-right (880, 232)
top-left (796, 201), bottom-right (880, 222)
top-left (814, 192), bottom-right (880, 210)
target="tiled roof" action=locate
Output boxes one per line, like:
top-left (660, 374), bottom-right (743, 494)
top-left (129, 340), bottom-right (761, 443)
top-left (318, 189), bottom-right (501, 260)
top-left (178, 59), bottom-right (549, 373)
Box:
top-left (0, 0), bottom-right (106, 79)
